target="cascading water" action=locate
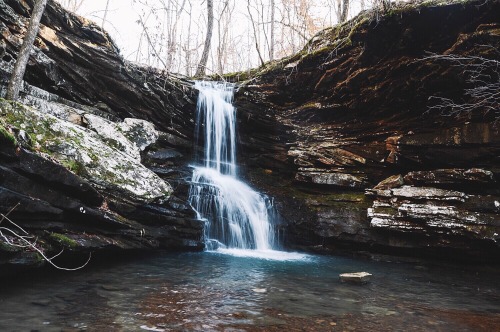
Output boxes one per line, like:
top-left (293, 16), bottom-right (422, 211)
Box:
top-left (189, 81), bottom-right (279, 254)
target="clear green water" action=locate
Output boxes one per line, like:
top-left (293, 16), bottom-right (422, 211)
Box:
top-left (0, 251), bottom-right (498, 331)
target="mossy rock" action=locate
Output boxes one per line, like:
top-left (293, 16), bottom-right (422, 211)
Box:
top-left (48, 233), bottom-right (79, 248)
top-left (0, 99), bottom-right (172, 203)
top-left (0, 124), bottom-right (17, 147)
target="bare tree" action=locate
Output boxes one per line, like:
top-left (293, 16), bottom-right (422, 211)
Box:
top-left (270, 0), bottom-right (275, 61)
top-left (83, 0), bottom-right (382, 75)
top-left (195, 0), bottom-right (214, 77)
top-left (336, 0), bottom-right (350, 23)
top-left (6, 0), bottom-right (48, 101)
top-left (215, 0), bottom-right (235, 75)
top-left (101, 0), bottom-right (110, 30)
top-left (247, 0), bottom-right (265, 66)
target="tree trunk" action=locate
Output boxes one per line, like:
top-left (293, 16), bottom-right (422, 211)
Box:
top-left (340, 0), bottom-right (349, 23)
top-left (195, 0), bottom-right (214, 77)
top-left (102, 0), bottom-right (110, 30)
top-left (6, 0), bottom-right (48, 101)
top-left (336, 0), bottom-right (349, 23)
top-left (247, 0), bottom-right (265, 67)
top-left (270, 0), bottom-right (275, 61)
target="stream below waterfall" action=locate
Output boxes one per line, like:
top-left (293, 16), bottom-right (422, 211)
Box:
top-left (1, 82), bottom-right (498, 332)
top-left (0, 251), bottom-right (499, 331)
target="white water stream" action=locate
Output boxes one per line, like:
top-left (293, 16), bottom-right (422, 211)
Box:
top-left (189, 81), bottom-right (302, 260)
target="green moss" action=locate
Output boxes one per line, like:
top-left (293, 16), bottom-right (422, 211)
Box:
top-left (103, 137), bottom-right (125, 151)
top-left (0, 124), bottom-right (17, 147)
top-left (0, 100), bottom-right (61, 151)
top-left (49, 233), bottom-right (78, 248)
top-left (61, 159), bottom-right (84, 175)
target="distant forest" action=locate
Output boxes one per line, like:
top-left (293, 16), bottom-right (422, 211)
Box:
top-left (58, 0), bottom-right (394, 75)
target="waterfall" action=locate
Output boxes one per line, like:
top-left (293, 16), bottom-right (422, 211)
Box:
top-left (189, 81), bottom-right (277, 251)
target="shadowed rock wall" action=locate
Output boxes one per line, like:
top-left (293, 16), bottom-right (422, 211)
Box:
top-left (234, 0), bottom-right (500, 261)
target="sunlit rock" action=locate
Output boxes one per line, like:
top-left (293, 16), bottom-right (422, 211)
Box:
top-left (339, 272), bottom-right (372, 284)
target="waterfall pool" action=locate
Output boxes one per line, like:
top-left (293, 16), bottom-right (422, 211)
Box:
top-left (0, 251), bottom-right (498, 331)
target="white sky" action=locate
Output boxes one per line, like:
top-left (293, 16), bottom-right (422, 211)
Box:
top-left (76, 0), bottom-right (142, 58)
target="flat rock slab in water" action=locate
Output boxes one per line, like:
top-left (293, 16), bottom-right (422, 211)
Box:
top-left (339, 272), bottom-right (372, 284)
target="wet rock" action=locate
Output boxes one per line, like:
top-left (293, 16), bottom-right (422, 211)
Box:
top-left (339, 272), bottom-right (372, 284)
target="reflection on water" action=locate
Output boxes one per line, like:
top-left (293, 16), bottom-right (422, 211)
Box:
top-left (0, 252), bottom-right (499, 331)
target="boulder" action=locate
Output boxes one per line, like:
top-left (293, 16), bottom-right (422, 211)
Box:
top-left (1, 100), bottom-right (171, 203)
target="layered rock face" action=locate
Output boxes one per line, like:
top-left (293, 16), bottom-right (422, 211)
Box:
top-left (0, 0), bottom-right (498, 268)
top-left (0, 0), bottom-right (202, 273)
top-left (235, 1), bottom-right (500, 261)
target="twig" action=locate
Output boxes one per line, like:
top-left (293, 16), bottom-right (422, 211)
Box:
top-left (423, 49), bottom-right (500, 122)
top-left (0, 205), bottom-right (92, 271)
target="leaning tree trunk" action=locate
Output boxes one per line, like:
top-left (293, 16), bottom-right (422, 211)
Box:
top-left (195, 0), bottom-right (213, 77)
top-left (6, 0), bottom-right (48, 101)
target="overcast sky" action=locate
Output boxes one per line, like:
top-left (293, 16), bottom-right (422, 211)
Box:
top-left (75, 0), bottom-right (141, 58)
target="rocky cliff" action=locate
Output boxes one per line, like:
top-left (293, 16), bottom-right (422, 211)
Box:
top-left (0, 0), bottom-right (202, 274)
top-left (0, 0), bottom-right (498, 272)
top-left (234, 0), bottom-right (500, 261)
